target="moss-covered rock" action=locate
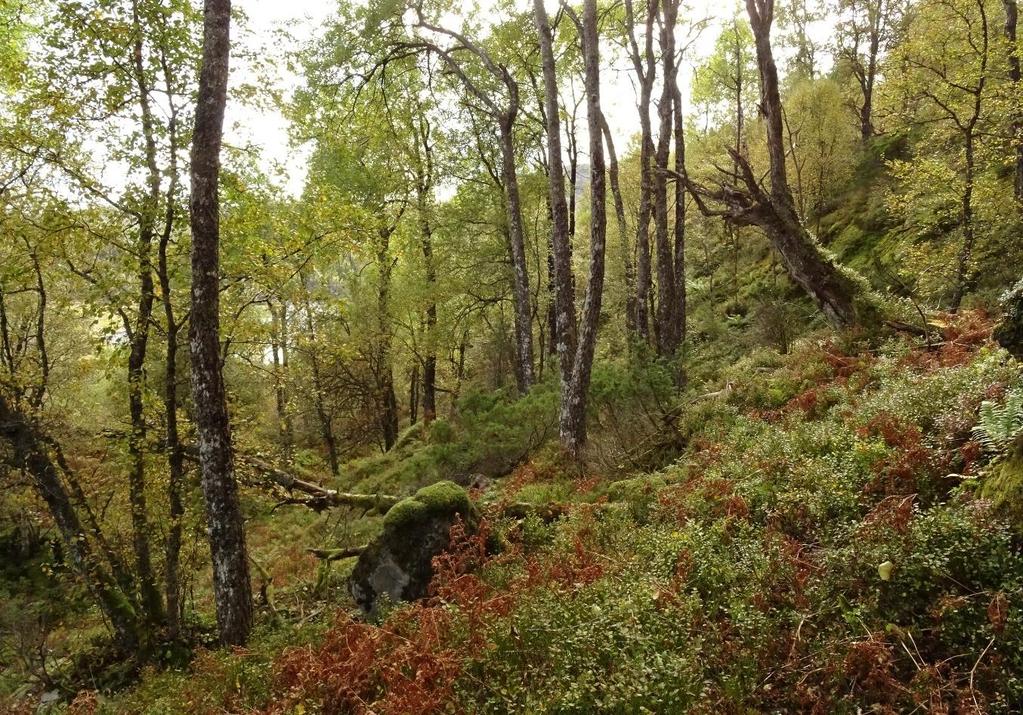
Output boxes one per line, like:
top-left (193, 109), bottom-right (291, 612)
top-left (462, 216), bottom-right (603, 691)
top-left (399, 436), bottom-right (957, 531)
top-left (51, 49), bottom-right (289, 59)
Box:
top-left (350, 481), bottom-right (477, 613)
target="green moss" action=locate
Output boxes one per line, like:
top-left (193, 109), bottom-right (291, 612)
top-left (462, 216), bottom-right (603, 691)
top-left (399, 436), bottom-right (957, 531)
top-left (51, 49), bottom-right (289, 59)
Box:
top-left (981, 453), bottom-right (1023, 530)
top-left (382, 480), bottom-right (471, 531)
top-left (382, 498), bottom-right (429, 530)
top-left (415, 480), bottom-right (471, 512)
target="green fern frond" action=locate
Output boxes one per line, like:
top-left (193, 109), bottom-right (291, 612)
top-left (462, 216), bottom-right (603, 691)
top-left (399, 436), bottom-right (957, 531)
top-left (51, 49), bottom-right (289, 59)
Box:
top-left (973, 389), bottom-right (1023, 453)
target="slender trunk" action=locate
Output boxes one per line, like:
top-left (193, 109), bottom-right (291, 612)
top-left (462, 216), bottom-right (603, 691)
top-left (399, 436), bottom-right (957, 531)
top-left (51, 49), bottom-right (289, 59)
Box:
top-left (627, 0), bottom-right (656, 343)
top-left (860, 37), bottom-right (878, 141)
top-left (600, 115), bottom-right (635, 336)
top-left (672, 84), bottom-right (687, 347)
top-left (1005, 0), bottom-right (1023, 200)
top-left (533, 0), bottom-right (576, 391)
top-left (127, 0), bottom-right (164, 627)
top-left (157, 88), bottom-right (184, 639)
top-left (416, 158), bottom-right (438, 422)
top-left (731, 24), bottom-right (745, 300)
top-left (270, 302), bottom-right (294, 456)
top-left (409, 363), bottom-right (419, 425)
top-left (300, 285), bottom-right (340, 476)
top-left (498, 120), bottom-right (535, 393)
top-left (188, 0), bottom-right (253, 647)
top-left (653, 0), bottom-right (681, 357)
top-left (375, 229), bottom-right (399, 451)
top-left (0, 286), bottom-right (13, 375)
top-left (951, 131), bottom-right (977, 311)
top-left (567, 115), bottom-right (579, 241)
top-left (560, 0), bottom-right (608, 453)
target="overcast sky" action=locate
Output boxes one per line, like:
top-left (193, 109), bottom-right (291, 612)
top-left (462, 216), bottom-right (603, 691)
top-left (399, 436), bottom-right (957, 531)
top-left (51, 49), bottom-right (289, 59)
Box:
top-left (229, 0), bottom-right (831, 196)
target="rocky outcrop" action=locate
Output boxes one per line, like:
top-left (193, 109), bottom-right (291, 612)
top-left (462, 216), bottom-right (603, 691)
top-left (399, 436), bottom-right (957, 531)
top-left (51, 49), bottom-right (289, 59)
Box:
top-left (349, 481), bottom-right (477, 613)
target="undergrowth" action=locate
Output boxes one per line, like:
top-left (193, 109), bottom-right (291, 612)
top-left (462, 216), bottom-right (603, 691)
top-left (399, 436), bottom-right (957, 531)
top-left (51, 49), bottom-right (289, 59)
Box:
top-left (58, 313), bottom-right (1023, 714)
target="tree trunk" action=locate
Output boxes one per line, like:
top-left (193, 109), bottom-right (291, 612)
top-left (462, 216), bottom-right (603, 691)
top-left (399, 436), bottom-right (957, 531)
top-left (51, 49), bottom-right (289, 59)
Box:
top-left (270, 302), bottom-right (294, 456)
top-left (626, 0), bottom-right (657, 344)
top-left (653, 0), bottom-right (681, 358)
top-left (1005, 0), bottom-right (1023, 200)
top-left (375, 228), bottom-right (399, 451)
top-left (951, 131), bottom-right (977, 311)
top-left (672, 83), bottom-right (687, 348)
top-left (534, 0), bottom-right (607, 454)
top-left (409, 363), bottom-right (419, 425)
top-left (600, 115), bottom-right (635, 336)
top-left (301, 288), bottom-right (340, 476)
top-left (498, 120), bottom-right (535, 394)
top-left (188, 0), bottom-right (253, 647)
top-left (0, 395), bottom-right (143, 650)
top-left (745, 0), bottom-right (868, 328)
top-left (415, 139), bottom-right (438, 422)
top-left (127, 0), bottom-right (164, 627)
top-left (157, 100), bottom-right (184, 639)
top-left (562, 0), bottom-right (608, 453)
top-left (533, 0), bottom-right (576, 386)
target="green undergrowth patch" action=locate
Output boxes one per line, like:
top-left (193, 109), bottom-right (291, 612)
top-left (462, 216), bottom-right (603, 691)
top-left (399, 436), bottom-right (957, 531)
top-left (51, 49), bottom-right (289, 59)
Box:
top-left (342, 382), bottom-right (560, 495)
top-left (256, 324), bottom-right (1023, 714)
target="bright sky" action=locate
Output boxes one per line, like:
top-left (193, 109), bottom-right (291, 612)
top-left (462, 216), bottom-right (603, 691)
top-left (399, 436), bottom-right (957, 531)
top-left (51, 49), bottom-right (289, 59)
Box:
top-left (231, 0), bottom-right (832, 196)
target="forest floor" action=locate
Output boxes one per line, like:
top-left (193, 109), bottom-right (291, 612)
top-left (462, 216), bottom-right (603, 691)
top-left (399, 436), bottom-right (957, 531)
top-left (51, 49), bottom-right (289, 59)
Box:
top-left (9, 311), bottom-right (1023, 713)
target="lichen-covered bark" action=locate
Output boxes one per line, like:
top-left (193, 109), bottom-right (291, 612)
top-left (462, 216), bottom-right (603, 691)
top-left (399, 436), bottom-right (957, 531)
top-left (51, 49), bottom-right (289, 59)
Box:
top-left (625, 0), bottom-right (657, 342)
top-left (688, 0), bottom-right (872, 330)
top-left (1006, 0), bottom-right (1023, 200)
top-left (652, 0), bottom-right (683, 358)
top-left (533, 0), bottom-right (607, 454)
top-left (499, 119), bottom-right (536, 394)
top-left (533, 0), bottom-right (576, 385)
top-left (188, 0), bottom-right (253, 647)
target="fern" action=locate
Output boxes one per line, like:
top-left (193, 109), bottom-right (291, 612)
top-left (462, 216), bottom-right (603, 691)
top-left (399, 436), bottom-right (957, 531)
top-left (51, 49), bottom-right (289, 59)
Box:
top-left (973, 389), bottom-right (1023, 453)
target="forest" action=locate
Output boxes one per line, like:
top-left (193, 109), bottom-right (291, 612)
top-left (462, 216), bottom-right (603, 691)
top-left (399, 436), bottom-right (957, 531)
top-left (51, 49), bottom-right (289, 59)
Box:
top-left (3, 0), bottom-right (1023, 710)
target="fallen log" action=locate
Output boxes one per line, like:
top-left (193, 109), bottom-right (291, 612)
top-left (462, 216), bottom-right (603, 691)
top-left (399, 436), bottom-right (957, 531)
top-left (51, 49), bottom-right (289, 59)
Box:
top-left (237, 453), bottom-right (401, 512)
top-left (183, 446), bottom-right (401, 513)
top-left (185, 446), bottom-right (577, 522)
top-left (308, 545), bottom-right (368, 561)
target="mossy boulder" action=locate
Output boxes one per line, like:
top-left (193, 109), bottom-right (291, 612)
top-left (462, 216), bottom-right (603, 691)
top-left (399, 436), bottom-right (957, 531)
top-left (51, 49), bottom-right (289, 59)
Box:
top-left (350, 480), bottom-right (477, 612)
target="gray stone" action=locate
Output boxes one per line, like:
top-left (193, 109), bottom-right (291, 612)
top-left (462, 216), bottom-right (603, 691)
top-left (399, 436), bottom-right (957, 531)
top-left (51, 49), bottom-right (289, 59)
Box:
top-left (349, 480), bottom-right (477, 613)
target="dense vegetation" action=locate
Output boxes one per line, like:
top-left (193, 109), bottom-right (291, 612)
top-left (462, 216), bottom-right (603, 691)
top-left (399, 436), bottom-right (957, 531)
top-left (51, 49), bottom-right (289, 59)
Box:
top-left (3, 0), bottom-right (1023, 711)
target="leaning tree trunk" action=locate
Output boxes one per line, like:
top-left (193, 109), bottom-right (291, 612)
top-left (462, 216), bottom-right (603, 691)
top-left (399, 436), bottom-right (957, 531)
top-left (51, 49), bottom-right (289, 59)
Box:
top-left (188, 0), bottom-right (253, 647)
top-left (745, 0), bottom-right (870, 329)
top-left (0, 395), bottom-right (143, 650)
